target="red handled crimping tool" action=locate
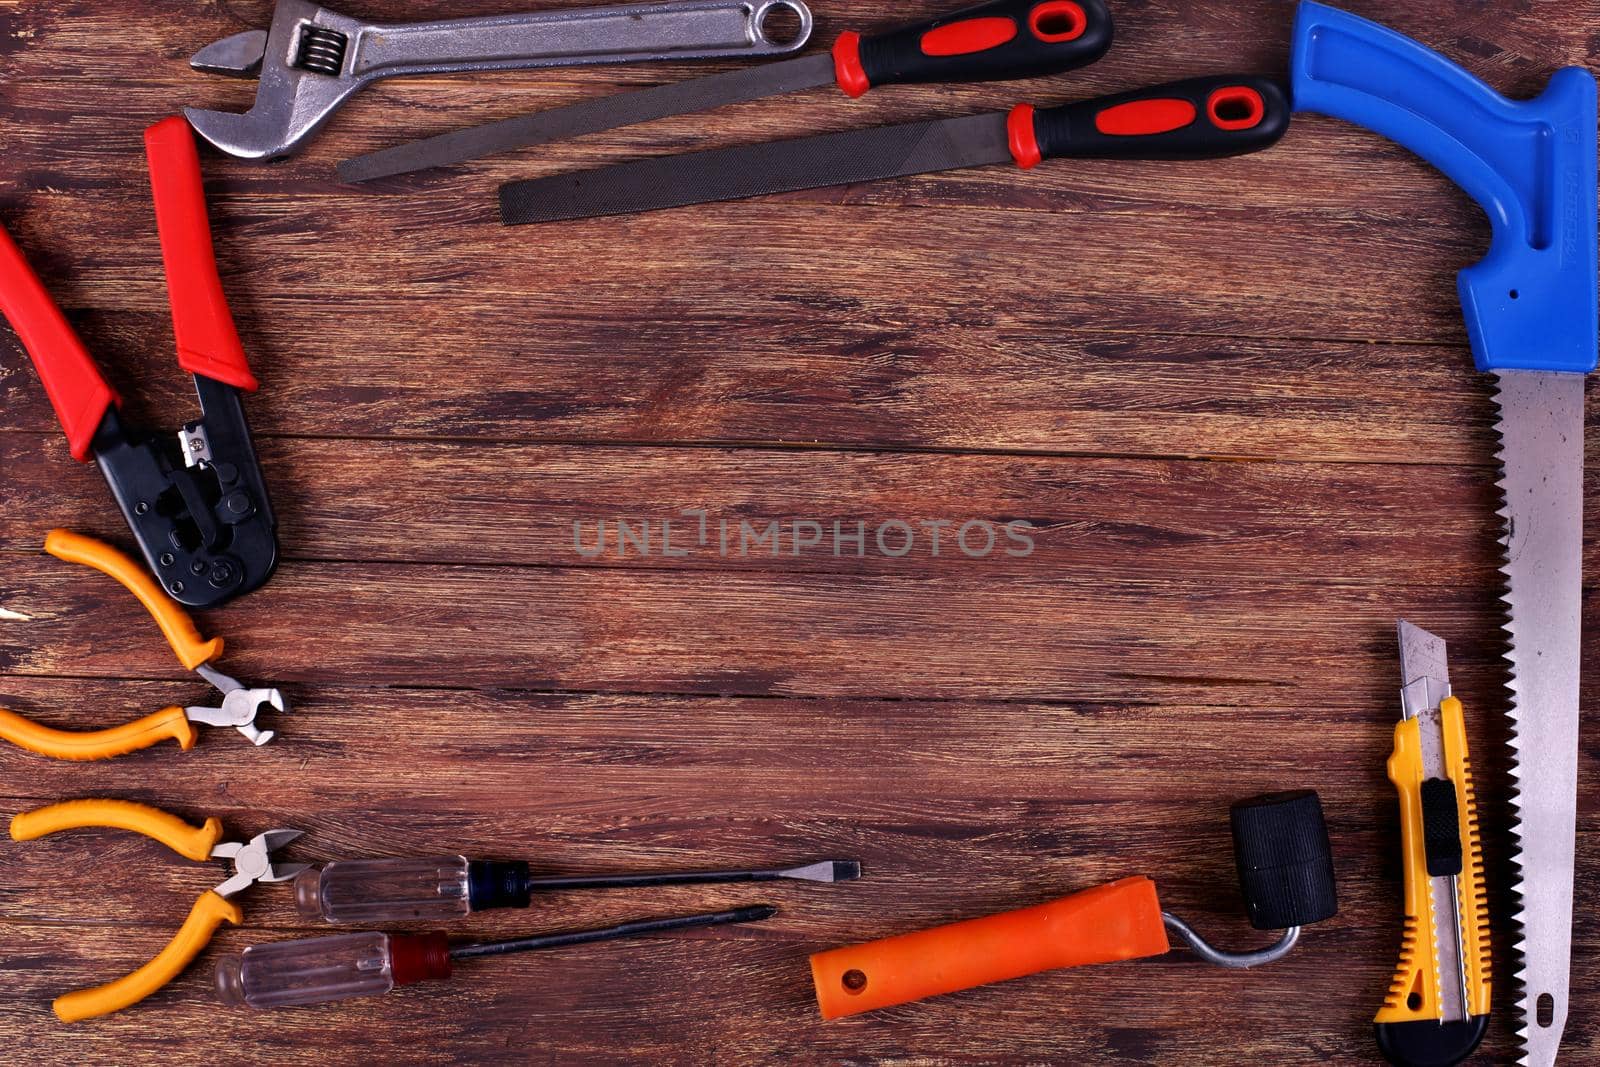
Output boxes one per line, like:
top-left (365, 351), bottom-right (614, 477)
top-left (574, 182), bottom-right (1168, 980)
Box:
top-left (0, 117), bottom-right (276, 608)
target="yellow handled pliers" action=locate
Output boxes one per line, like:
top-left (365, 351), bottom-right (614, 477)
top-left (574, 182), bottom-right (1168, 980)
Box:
top-left (10, 798), bottom-right (307, 1022)
top-left (0, 529), bottom-right (287, 760)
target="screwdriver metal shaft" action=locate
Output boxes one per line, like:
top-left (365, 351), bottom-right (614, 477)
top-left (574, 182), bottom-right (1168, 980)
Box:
top-left (522, 859), bottom-right (861, 891)
top-left (452, 904), bottom-right (777, 959)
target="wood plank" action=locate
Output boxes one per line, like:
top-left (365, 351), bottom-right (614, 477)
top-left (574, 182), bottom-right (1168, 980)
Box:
top-left (0, 553), bottom-right (1529, 700)
top-left (2, 319), bottom-right (1512, 462)
top-left (0, 191), bottom-right (1487, 343)
top-left (0, 433), bottom-right (1506, 578)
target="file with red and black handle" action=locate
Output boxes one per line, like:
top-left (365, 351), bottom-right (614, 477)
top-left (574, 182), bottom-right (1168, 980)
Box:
top-left (340, 0), bottom-right (1113, 182)
top-left (499, 74), bottom-right (1290, 224)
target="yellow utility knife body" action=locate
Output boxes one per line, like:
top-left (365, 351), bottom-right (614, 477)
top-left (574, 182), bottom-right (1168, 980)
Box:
top-left (1375, 620), bottom-right (1491, 1065)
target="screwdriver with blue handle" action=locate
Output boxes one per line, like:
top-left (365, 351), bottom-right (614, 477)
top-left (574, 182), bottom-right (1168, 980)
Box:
top-left (1376, 621), bottom-right (1491, 1066)
top-left (498, 73), bottom-right (1291, 224)
top-left (339, 0), bottom-right (1114, 181)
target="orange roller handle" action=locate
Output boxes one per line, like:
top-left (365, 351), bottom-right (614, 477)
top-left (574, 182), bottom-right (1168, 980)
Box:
top-left (810, 875), bottom-right (1170, 1020)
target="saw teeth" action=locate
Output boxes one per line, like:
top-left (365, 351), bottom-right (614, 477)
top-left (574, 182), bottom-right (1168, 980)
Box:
top-left (1491, 380), bottom-right (1532, 1061)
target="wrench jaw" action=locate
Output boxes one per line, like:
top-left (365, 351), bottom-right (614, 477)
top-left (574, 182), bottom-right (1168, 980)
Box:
top-left (190, 30), bottom-right (270, 77)
top-left (187, 0), bottom-right (360, 161)
top-left (185, 83), bottom-right (354, 163)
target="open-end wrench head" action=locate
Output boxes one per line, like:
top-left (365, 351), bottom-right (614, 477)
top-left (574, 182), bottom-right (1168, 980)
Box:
top-left (186, 0), bottom-right (362, 161)
top-left (191, 30), bottom-right (269, 77)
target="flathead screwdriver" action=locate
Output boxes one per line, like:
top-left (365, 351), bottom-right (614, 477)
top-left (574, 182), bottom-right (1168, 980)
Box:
top-left (338, 0), bottom-right (1113, 181)
top-left (216, 905), bottom-right (776, 1009)
top-left (296, 855), bottom-right (861, 923)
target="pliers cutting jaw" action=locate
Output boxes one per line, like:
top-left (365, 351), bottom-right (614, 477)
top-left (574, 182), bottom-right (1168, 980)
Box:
top-left (0, 117), bottom-right (277, 608)
top-left (213, 829), bottom-right (311, 897)
top-left (190, 663), bottom-right (285, 746)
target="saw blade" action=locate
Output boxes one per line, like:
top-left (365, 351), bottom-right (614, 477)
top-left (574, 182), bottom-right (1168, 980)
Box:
top-left (1493, 369), bottom-right (1585, 1067)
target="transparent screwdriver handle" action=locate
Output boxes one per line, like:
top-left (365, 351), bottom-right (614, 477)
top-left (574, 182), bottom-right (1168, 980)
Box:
top-left (216, 932), bottom-right (396, 1009)
top-left (296, 857), bottom-right (472, 923)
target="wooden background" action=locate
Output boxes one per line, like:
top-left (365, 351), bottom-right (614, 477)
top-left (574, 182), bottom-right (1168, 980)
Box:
top-left (0, 0), bottom-right (1595, 1062)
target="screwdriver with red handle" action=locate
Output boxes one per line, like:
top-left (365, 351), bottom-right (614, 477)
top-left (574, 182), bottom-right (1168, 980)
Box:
top-left (216, 904), bottom-right (776, 1009)
top-left (499, 74), bottom-right (1292, 224)
top-left (338, 0), bottom-right (1114, 181)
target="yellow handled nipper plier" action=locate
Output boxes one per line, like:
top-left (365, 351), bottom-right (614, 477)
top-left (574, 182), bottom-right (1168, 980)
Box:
top-left (0, 529), bottom-right (286, 760)
top-left (10, 798), bottom-right (307, 1022)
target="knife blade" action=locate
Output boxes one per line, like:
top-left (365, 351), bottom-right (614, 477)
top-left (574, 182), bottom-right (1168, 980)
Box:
top-left (498, 74), bottom-right (1291, 225)
top-left (338, 0), bottom-right (1113, 182)
top-left (1493, 369), bottom-right (1585, 1067)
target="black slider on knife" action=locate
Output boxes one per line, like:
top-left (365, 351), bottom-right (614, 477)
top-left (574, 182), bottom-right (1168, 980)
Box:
top-left (1420, 777), bottom-right (1464, 877)
top-left (498, 75), bottom-right (1291, 225)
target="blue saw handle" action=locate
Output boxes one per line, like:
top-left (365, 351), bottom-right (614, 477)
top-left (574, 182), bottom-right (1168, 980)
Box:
top-left (1290, 1), bottom-right (1596, 374)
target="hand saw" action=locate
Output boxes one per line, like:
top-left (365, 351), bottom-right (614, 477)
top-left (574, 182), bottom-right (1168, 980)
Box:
top-left (1292, 6), bottom-right (1597, 1063)
top-left (1376, 621), bottom-right (1491, 1067)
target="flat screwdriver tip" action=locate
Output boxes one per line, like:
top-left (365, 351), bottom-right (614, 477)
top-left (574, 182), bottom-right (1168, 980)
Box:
top-left (779, 859), bottom-right (864, 882)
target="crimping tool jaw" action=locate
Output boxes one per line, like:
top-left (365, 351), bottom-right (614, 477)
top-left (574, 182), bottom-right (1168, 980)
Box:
top-left (212, 830), bottom-right (310, 897)
top-left (93, 378), bottom-right (278, 608)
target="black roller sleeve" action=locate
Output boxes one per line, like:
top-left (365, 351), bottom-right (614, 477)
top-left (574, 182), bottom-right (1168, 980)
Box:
top-left (1229, 790), bottom-right (1338, 930)
top-left (1027, 74), bottom-right (1291, 162)
top-left (847, 0), bottom-right (1112, 92)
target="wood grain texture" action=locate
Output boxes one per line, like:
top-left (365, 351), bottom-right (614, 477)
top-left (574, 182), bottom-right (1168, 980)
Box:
top-left (0, 0), bottom-right (1597, 1063)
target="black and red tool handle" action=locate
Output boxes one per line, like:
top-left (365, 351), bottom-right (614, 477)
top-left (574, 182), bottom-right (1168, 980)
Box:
top-left (833, 0), bottom-right (1113, 98)
top-left (1007, 74), bottom-right (1290, 167)
top-left (0, 118), bottom-right (254, 461)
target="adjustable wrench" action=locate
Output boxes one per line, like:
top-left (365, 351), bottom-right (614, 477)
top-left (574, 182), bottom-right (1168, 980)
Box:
top-left (185, 0), bottom-right (813, 161)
